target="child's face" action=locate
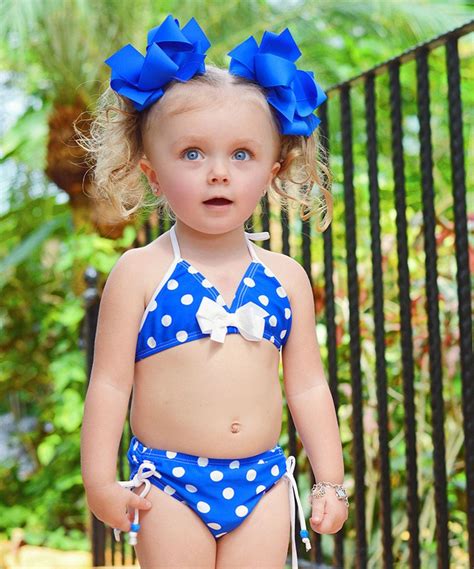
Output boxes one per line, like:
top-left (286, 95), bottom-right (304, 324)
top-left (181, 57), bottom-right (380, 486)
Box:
top-left (139, 87), bottom-right (281, 234)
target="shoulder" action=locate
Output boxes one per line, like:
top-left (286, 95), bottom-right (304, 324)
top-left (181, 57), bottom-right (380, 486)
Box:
top-left (101, 247), bottom-right (146, 307)
top-left (252, 245), bottom-right (312, 303)
top-left (117, 232), bottom-right (174, 308)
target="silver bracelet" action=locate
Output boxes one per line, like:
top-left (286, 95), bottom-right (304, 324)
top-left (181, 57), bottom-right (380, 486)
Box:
top-left (309, 481), bottom-right (349, 508)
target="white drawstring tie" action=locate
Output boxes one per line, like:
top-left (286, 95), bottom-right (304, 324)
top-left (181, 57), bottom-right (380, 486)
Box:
top-left (113, 460), bottom-right (157, 545)
top-left (283, 455), bottom-right (312, 569)
top-left (114, 451), bottom-right (312, 567)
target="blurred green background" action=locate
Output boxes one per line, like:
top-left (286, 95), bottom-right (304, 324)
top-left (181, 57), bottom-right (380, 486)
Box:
top-left (0, 1), bottom-right (472, 567)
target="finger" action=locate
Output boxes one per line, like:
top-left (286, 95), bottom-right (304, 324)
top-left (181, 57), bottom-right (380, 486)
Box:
top-left (127, 508), bottom-right (135, 523)
top-left (113, 516), bottom-right (132, 533)
top-left (128, 492), bottom-right (152, 510)
top-left (311, 498), bottom-right (326, 526)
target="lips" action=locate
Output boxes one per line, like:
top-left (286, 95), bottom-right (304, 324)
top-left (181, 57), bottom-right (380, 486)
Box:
top-left (203, 198), bottom-right (233, 205)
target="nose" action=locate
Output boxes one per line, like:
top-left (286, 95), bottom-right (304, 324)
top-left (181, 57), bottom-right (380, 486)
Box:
top-left (207, 158), bottom-right (230, 185)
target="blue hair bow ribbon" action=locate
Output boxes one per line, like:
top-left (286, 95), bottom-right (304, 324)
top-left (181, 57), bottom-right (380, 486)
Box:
top-left (227, 28), bottom-right (327, 136)
top-left (104, 15), bottom-right (210, 111)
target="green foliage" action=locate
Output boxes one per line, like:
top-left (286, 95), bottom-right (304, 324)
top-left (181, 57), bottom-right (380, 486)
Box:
top-left (0, 185), bottom-right (137, 549)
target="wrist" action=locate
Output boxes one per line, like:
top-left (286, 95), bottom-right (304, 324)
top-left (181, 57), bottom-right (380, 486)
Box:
top-left (309, 481), bottom-right (349, 508)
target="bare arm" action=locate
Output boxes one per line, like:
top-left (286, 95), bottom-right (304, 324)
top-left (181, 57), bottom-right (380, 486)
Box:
top-left (81, 249), bottom-right (145, 490)
top-left (281, 258), bottom-right (344, 484)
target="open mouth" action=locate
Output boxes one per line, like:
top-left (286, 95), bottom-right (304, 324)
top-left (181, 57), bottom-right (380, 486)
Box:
top-left (203, 198), bottom-right (233, 206)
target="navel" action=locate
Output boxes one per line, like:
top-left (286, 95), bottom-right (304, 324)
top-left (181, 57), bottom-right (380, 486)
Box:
top-left (230, 421), bottom-right (242, 434)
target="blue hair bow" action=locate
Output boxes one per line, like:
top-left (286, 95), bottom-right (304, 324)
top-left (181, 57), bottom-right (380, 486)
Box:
top-left (227, 28), bottom-right (327, 136)
top-left (104, 15), bottom-right (210, 111)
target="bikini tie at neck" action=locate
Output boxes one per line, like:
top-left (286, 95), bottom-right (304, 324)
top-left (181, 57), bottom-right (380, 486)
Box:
top-left (196, 298), bottom-right (269, 343)
top-left (244, 230), bottom-right (270, 241)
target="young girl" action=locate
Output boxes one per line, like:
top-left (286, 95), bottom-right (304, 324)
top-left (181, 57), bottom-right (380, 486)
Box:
top-left (80, 14), bottom-right (348, 569)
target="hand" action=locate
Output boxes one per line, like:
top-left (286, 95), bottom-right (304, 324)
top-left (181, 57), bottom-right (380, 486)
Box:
top-left (309, 490), bottom-right (349, 534)
top-left (85, 481), bottom-right (152, 532)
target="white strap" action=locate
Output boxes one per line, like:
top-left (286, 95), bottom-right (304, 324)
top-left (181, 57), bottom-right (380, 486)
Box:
top-left (244, 230), bottom-right (270, 241)
top-left (244, 230), bottom-right (269, 262)
top-left (169, 224), bottom-right (181, 260)
top-left (284, 456), bottom-right (312, 569)
top-left (113, 460), bottom-right (158, 546)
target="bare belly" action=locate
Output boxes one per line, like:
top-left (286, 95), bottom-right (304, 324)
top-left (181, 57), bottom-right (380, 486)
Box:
top-left (130, 334), bottom-right (283, 458)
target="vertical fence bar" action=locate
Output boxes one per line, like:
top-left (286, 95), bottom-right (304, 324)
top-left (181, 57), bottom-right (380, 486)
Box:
top-left (319, 101), bottom-right (344, 569)
top-left (388, 60), bottom-right (420, 569)
top-left (280, 199), bottom-right (290, 257)
top-left (364, 72), bottom-right (394, 569)
top-left (340, 84), bottom-right (367, 568)
top-left (445, 35), bottom-right (474, 565)
top-left (82, 267), bottom-right (105, 567)
top-left (260, 193), bottom-right (271, 251)
top-left (415, 47), bottom-right (450, 568)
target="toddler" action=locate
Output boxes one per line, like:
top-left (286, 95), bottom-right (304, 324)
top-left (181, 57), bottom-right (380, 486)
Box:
top-left (80, 14), bottom-right (348, 569)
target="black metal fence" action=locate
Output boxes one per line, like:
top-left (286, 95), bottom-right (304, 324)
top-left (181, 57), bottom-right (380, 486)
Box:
top-left (83, 21), bottom-right (473, 568)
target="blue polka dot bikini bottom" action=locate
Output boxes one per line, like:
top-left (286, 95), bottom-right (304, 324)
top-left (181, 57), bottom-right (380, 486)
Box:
top-left (113, 435), bottom-right (311, 569)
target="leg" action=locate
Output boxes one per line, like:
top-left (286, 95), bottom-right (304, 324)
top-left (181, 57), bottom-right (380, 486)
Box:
top-left (215, 477), bottom-right (290, 569)
top-left (131, 483), bottom-right (216, 569)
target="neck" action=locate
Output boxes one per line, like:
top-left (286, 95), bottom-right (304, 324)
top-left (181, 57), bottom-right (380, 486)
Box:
top-left (173, 220), bottom-right (251, 263)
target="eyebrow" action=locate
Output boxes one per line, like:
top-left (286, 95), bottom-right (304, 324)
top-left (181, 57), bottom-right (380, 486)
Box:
top-left (172, 136), bottom-right (262, 149)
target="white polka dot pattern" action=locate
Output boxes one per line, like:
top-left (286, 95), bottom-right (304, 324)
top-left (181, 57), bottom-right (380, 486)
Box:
top-left (246, 469), bottom-right (257, 481)
top-left (161, 314), bottom-right (172, 326)
top-left (136, 256), bottom-right (293, 361)
top-left (127, 436), bottom-right (288, 543)
top-left (258, 294), bottom-right (269, 306)
top-left (176, 330), bottom-right (188, 342)
top-left (197, 501), bottom-right (211, 513)
top-left (210, 470), bottom-right (224, 482)
top-left (276, 286), bottom-right (287, 298)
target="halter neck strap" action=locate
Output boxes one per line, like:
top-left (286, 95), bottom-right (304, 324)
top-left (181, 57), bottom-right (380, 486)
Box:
top-left (169, 224), bottom-right (269, 263)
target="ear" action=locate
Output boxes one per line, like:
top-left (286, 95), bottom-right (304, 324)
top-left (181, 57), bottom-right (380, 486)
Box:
top-left (139, 157), bottom-right (160, 194)
top-left (267, 160), bottom-right (281, 186)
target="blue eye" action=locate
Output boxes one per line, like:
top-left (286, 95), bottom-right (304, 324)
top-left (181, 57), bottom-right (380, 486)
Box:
top-left (233, 149), bottom-right (252, 161)
top-left (183, 149), bottom-right (201, 160)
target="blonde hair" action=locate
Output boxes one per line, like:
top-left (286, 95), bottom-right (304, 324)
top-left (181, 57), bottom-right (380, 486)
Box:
top-left (76, 63), bottom-right (333, 231)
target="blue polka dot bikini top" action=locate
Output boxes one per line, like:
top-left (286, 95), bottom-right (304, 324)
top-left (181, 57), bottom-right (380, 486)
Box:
top-left (135, 224), bottom-right (293, 362)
